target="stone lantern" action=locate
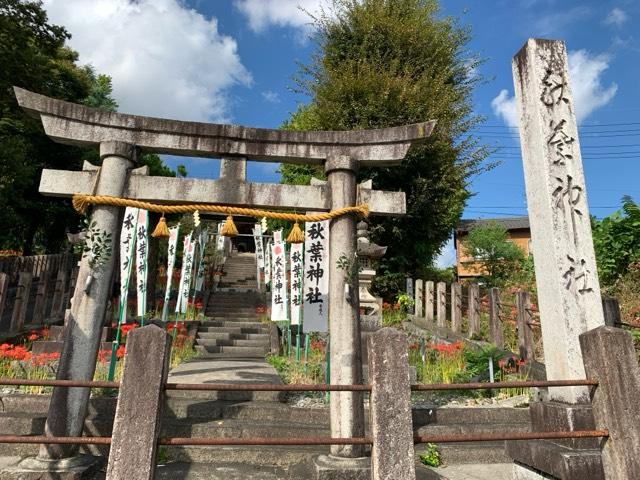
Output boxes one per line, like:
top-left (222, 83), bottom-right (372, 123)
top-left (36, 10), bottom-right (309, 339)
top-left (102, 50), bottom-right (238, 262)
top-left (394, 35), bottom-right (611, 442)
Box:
top-left (356, 221), bottom-right (387, 328)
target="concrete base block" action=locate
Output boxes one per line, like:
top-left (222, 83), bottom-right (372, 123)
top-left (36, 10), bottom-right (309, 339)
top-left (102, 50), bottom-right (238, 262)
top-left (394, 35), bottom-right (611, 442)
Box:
top-left (313, 455), bottom-right (370, 480)
top-left (0, 454), bottom-right (102, 479)
top-left (512, 462), bottom-right (557, 479)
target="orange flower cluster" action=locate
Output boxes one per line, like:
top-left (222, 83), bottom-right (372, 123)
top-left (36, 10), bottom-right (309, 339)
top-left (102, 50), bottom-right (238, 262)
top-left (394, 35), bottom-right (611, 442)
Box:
top-left (427, 341), bottom-right (464, 355)
top-left (166, 322), bottom-right (187, 335)
top-left (310, 339), bottom-right (325, 354)
top-left (0, 344), bottom-right (59, 364)
top-left (96, 347), bottom-right (126, 363)
top-left (497, 355), bottom-right (526, 374)
top-left (382, 302), bottom-right (400, 312)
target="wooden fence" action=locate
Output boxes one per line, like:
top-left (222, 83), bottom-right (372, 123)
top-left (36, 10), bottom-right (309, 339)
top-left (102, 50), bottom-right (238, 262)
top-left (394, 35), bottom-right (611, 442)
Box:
top-left (0, 254), bottom-right (78, 336)
top-left (411, 280), bottom-right (542, 363)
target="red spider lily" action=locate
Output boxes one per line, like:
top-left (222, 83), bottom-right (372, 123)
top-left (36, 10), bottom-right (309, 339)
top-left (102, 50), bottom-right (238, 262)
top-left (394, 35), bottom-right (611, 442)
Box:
top-left (255, 306), bottom-right (266, 314)
top-left (427, 341), bottom-right (464, 355)
top-left (116, 345), bottom-right (126, 359)
top-left (0, 343), bottom-right (13, 351)
top-left (382, 302), bottom-right (391, 312)
top-left (27, 333), bottom-right (39, 342)
top-left (119, 323), bottom-right (138, 336)
top-left (393, 303), bottom-right (400, 311)
top-left (97, 349), bottom-right (111, 363)
top-left (0, 345), bottom-right (31, 361)
top-left (409, 343), bottom-right (419, 351)
top-left (166, 323), bottom-right (187, 334)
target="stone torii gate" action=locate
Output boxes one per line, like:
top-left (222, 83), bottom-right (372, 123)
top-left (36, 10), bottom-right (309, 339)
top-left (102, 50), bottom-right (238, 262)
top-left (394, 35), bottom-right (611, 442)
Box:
top-left (14, 87), bottom-right (435, 466)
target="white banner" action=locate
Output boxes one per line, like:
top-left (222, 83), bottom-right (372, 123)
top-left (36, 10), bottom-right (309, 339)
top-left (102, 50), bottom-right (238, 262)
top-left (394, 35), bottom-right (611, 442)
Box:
top-left (216, 221), bottom-right (225, 251)
top-left (181, 234), bottom-right (195, 314)
top-left (273, 229), bottom-right (283, 244)
top-left (194, 228), bottom-right (208, 292)
top-left (135, 209), bottom-right (149, 319)
top-left (162, 225), bottom-right (179, 321)
top-left (303, 220), bottom-right (330, 332)
top-left (176, 232), bottom-right (192, 314)
top-left (119, 207), bottom-right (139, 324)
top-left (270, 242), bottom-right (288, 321)
top-left (253, 225), bottom-right (264, 290)
top-left (290, 243), bottom-right (304, 326)
top-left (264, 239), bottom-right (272, 286)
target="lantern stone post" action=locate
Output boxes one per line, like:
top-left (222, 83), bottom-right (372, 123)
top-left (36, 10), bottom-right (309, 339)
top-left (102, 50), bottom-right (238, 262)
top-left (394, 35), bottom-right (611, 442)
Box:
top-left (39, 141), bottom-right (135, 461)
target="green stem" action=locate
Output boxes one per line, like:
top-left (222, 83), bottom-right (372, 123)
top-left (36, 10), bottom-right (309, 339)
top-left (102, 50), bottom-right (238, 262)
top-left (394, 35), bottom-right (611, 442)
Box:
top-left (107, 301), bottom-right (125, 382)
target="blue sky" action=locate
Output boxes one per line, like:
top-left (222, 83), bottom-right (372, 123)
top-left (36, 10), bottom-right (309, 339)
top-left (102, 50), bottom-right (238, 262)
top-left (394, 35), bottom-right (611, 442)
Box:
top-left (41, 0), bottom-right (640, 265)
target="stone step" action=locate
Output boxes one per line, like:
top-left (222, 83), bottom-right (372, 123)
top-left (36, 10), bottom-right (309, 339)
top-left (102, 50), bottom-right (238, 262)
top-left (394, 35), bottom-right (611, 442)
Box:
top-left (416, 421), bottom-right (530, 437)
top-left (198, 328), bottom-right (268, 337)
top-left (196, 332), bottom-right (270, 341)
top-left (163, 444), bottom-right (329, 468)
top-left (199, 321), bottom-right (267, 330)
top-left (155, 462), bottom-right (288, 480)
top-left (194, 345), bottom-right (269, 355)
top-left (415, 442), bottom-right (511, 465)
top-left (412, 407), bottom-right (530, 427)
top-left (195, 338), bottom-right (269, 348)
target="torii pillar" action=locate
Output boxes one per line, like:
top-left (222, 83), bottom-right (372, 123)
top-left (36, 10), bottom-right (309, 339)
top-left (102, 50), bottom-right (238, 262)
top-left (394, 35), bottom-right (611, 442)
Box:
top-left (13, 87), bottom-right (434, 471)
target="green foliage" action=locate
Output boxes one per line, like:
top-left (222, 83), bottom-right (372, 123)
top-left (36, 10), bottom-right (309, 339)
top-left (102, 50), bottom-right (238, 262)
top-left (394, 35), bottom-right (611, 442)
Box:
top-left (463, 345), bottom-right (507, 379)
top-left (418, 443), bottom-right (441, 467)
top-left (0, 1), bottom-right (178, 253)
top-left (280, 0), bottom-right (492, 284)
top-left (462, 222), bottom-right (525, 286)
top-left (176, 164), bottom-right (188, 178)
top-left (592, 196), bottom-right (640, 286)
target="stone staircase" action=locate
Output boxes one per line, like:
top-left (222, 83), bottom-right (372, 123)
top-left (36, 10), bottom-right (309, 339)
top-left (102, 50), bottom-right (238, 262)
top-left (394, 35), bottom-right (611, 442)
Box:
top-left (217, 252), bottom-right (258, 290)
top-left (0, 393), bottom-right (529, 478)
top-left (195, 253), bottom-right (270, 358)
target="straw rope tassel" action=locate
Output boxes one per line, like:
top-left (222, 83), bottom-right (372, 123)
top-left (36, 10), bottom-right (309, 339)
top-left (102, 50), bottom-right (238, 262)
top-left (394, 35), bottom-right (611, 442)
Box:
top-left (286, 222), bottom-right (304, 244)
top-left (220, 215), bottom-right (239, 237)
top-left (151, 214), bottom-right (170, 238)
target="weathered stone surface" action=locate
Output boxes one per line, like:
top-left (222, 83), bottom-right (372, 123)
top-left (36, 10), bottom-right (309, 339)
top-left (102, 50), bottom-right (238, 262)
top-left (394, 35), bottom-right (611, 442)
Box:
top-left (512, 462), bottom-right (557, 479)
top-left (39, 169), bottom-right (405, 216)
top-left (512, 38), bottom-right (604, 402)
top-left (468, 283), bottom-right (480, 338)
top-left (436, 282), bottom-right (446, 328)
top-left (507, 439), bottom-right (603, 480)
top-left (313, 455), bottom-right (370, 480)
top-left (39, 143), bottom-right (135, 460)
top-left (415, 280), bottom-right (424, 319)
top-left (106, 325), bottom-right (171, 480)
top-left (529, 402), bottom-right (598, 450)
top-left (580, 326), bottom-right (640, 480)
top-left (368, 328), bottom-right (416, 480)
top-left (15, 87), bottom-right (435, 166)
top-left (424, 281), bottom-right (434, 324)
top-left (325, 156), bottom-right (366, 458)
top-left (450, 282), bottom-right (462, 333)
top-left (0, 454), bottom-right (102, 479)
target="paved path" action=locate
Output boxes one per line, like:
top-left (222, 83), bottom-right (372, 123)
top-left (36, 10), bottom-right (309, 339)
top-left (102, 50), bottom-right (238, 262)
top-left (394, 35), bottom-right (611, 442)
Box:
top-left (168, 357), bottom-right (282, 385)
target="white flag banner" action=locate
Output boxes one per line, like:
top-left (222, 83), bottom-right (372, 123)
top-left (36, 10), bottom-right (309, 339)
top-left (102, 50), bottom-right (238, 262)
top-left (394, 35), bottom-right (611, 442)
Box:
top-left (176, 233), bottom-right (192, 314)
top-left (216, 221), bottom-right (225, 251)
top-left (119, 207), bottom-right (139, 324)
top-left (253, 225), bottom-right (264, 290)
top-left (195, 228), bottom-right (208, 292)
top-left (303, 220), bottom-right (330, 332)
top-left (162, 225), bottom-right (179, 321)
top-left (181, 234), bottom-right (195, 314)
top-left (270, 242), bottom-right (288, 321)
top-left (264, 239), bottom-right (272, 286)
top-left (289, 243), bottom-right (304, 326)
top-left (273, 229), bottom-right (283, 244)
top-left (135, 209), bottom-right (149, 319)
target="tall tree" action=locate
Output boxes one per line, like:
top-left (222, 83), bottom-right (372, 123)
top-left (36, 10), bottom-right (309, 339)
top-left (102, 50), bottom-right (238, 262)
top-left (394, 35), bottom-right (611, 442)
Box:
top-left (0, 0), bottom-right (176, 254)
top-left (281, 0), bottom-right (491, 298)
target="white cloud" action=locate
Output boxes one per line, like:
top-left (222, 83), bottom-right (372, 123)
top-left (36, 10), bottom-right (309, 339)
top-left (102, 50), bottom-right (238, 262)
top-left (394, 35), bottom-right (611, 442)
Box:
top-left (262, 90), bottom-right (281, 103)
top-left (234, 0), bottom-right (328, 32)
top-left (604, 7), bottom-right (628, 27)
top-left (435, 238), bottom-right (456, 269)
top-left (491, 49), bottom-right (617, 127)
top-left (42, 0), bottom-right (251, 122)
top-left (534, 6), bottom-right (591, 36)
top-left (567, 50), bottom-right (618, 121)
top-left (491, 89), bottom-right (519, 129)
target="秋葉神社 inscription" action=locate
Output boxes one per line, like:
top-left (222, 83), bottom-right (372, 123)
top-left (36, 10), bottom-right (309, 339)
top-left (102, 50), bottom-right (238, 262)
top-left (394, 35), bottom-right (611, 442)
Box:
top-left (513, 38), bottom-right (605, 404)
